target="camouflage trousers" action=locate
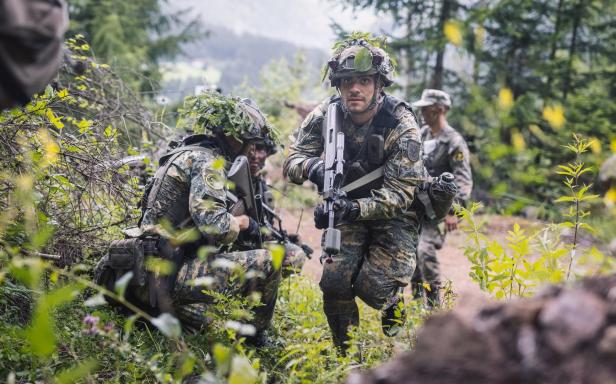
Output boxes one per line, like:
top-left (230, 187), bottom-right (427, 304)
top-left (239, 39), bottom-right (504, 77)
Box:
top-left (411, 221), bottom-right (445, 289)
top-left (171, 248), bottom-right (281, 331)
top-left (319, 218), bottom-right (419, 346)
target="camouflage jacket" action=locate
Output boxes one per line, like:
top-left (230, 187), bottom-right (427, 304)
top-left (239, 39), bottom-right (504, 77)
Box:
top-left (284, 94), bottom-right (426, 221)
top-left (420, 124), bottom-right (472, 201)
top-left (140, 145), bottom-right (240, 245)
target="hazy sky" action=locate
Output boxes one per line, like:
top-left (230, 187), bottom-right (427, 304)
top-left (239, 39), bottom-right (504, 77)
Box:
top-left (170, 0), bottom-right (395, 50)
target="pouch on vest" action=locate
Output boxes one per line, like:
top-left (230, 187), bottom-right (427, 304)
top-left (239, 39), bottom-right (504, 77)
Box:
top-left (366, 134), bottom-right (384, 165)
top-left (107, 238), bottom-right (148, 288)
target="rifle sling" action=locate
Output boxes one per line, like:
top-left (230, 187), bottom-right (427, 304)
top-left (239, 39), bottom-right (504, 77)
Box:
top-left (341, 166), bottom-right (384, 194)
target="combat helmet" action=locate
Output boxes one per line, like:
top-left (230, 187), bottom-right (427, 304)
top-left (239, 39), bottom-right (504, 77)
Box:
top-left (177, 91), bottom-right (267, 143)
top-left (326, 34), bottom-right (395, 88)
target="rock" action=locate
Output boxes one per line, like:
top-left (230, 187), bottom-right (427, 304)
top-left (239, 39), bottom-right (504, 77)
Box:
top-left (346, 275), bottom-right (616, 384)
top-left (539, 290), bottom-right (606, 354)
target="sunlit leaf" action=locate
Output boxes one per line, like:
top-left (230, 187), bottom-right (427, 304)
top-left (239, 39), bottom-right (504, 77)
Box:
top-left (444, 20), bottom-right (463, 46)
top-left (229, 355), bottom-right (259, 384)
top-left (84, 293), bottom-right (107, 307)
top-left (46, 109), bottom-right (64, 129)
top-left (542, 105), bottom-right (565, 130)
top-left (151, 313), bottom-right (181, 338)
top-left (510, 129), bottom-right (526, 152)
top-left (213, 343), bottom-right (232, 376)
top-left (589, 137), bottom-right (601, 155)
top-left (498, 88), bottom-right (514, 109)
top-left (114, 271), bottom-right (133, 298)
top-left (268, 243), bottom-right (285, 271)
top-left (604, 187), bottom-right (616, 207)
top-left (55, 359), bottom-right (98, 384)
top-left (354, 47), bottom-right (373, 72)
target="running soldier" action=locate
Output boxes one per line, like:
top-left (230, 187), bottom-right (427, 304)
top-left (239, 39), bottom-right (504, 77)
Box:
top-left (411, 89), bottom-right (473, 308)
top-left (283, 35), bottom-right (426, 351)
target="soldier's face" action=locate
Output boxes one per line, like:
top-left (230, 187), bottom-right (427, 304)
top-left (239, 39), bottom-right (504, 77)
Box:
top-left (339, 75), bottom-right (376, 113)
top-left (421, 105), bottom-right (442, 126)
top-left (248, 144), bottom-right (268, 175)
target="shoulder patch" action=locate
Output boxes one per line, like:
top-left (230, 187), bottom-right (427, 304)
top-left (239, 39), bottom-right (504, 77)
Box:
top-left (453, 150), bottom-right (465, 162)
top-left (204, 173), bottom-right (225, 190)
top-left (407, 140), bottom-right (421, 162)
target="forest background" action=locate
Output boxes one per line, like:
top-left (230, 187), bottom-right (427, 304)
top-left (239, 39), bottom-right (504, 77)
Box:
top-left (0, 0), bottom-right (615, 383)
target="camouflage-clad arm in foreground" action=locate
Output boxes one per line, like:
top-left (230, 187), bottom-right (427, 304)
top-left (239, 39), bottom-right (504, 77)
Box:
top-left (446, 131), bottom-right (473, 202)
top-left (283, 99), bottom-right (329, 183)
top-left (189, 152), bottom-right (240, 244)
top-left (355, 105), bottom-right (424, 220)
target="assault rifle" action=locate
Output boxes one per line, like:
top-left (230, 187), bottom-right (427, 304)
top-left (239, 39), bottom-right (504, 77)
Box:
top-left (229, 156), bottom-right (313, 258)
top-left (229, 155), bottom-right (263, 247)
top-left (321, 103), bottom-right (345, 264)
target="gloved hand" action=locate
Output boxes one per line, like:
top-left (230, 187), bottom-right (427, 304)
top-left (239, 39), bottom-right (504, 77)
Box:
top-left (314, 197), bottom-right (360, 229)
top-left (241, 217), bottom-right (262, 243)
top-left (306, 158), bottom-right (325, 192)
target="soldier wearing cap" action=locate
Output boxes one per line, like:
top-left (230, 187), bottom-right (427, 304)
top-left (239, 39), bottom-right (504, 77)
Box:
top-left (284, 35), bottom-right (426, 351)
top-left (411, 89), bottom-right (473, 307)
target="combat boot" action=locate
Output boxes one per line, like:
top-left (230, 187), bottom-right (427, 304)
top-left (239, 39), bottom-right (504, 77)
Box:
top-left (244, 329), bottom-right (271, 348)
top-left (381, 295), bottom-right (406, 337)
top-left (426, 284), bottom-right (440, 309)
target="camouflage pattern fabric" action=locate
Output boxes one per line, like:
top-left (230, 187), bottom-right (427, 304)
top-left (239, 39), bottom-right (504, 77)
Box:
top-left (140, 146), bottom-right (240, 245)
top-left (412, 124), bottom-right (472, 289)
top-left (412, 221), bottom-right (444, 286)
top-left (284, 94), bottom-right (424, 344)
top-left (139, 145), bottom-right (280, 331)
top-left (172, 248), bottom-right (280, 331)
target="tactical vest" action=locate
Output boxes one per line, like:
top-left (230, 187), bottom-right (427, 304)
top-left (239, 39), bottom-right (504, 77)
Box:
top-left (332, 94), bottom-right (416, 199)
top-left (139, 135), bottom-right (218, 232)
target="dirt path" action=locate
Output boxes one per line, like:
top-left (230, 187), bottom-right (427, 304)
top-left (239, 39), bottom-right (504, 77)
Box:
top-left (277, 208), bottom-right (506, 298)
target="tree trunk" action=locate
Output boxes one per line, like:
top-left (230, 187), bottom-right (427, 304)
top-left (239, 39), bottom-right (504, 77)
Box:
top-left (431, 0), bottom-right (453, 89)
top-left (546, 0), bottom-right (564, 93)
top-left (563, 1), bottom-right (583, 100)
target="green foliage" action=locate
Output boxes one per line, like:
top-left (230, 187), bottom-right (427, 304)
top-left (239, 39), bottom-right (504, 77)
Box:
top-left (68, 0), bottom-right (203, 92)
top-left (460, 135), bottom-right (615, 299)
top-left (176, 91), bottom-right (274, 143)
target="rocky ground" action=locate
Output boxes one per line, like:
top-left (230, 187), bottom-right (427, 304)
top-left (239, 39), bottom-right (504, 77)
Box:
top-left (345, 273), bottom-right (616, 384)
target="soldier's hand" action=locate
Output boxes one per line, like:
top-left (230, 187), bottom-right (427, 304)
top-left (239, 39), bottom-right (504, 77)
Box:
top-left (314, 198), bottom-right (360, 229)
top-left (314, 204), bottom-right (328, 229)
top-left (445, 214), bottom-right (458, 232)
top-left (307, 159), bottom-right (325, 192)
top-left (236, 215), bottom-right (251, 231)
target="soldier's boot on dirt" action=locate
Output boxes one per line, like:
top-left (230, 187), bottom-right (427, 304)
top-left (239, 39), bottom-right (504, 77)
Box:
top-left (412, 281), bottom-right (425, 302)
top-left (426, 284), bottom-right (441, 309)
top-left (382, 294), bottom-right (406, 337)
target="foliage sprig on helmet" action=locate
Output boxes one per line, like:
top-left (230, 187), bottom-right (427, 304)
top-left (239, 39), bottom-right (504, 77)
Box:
top-left (324, 32), bottom-right (396, 88)
top-left (177, 91), bottom-right (269, 143)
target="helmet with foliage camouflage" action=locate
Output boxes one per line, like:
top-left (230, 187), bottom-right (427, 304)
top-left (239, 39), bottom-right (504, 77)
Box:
top-left (325, 33), bottom-right (395, 88)
top-left (176, 91), bottom-right (269, 143)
